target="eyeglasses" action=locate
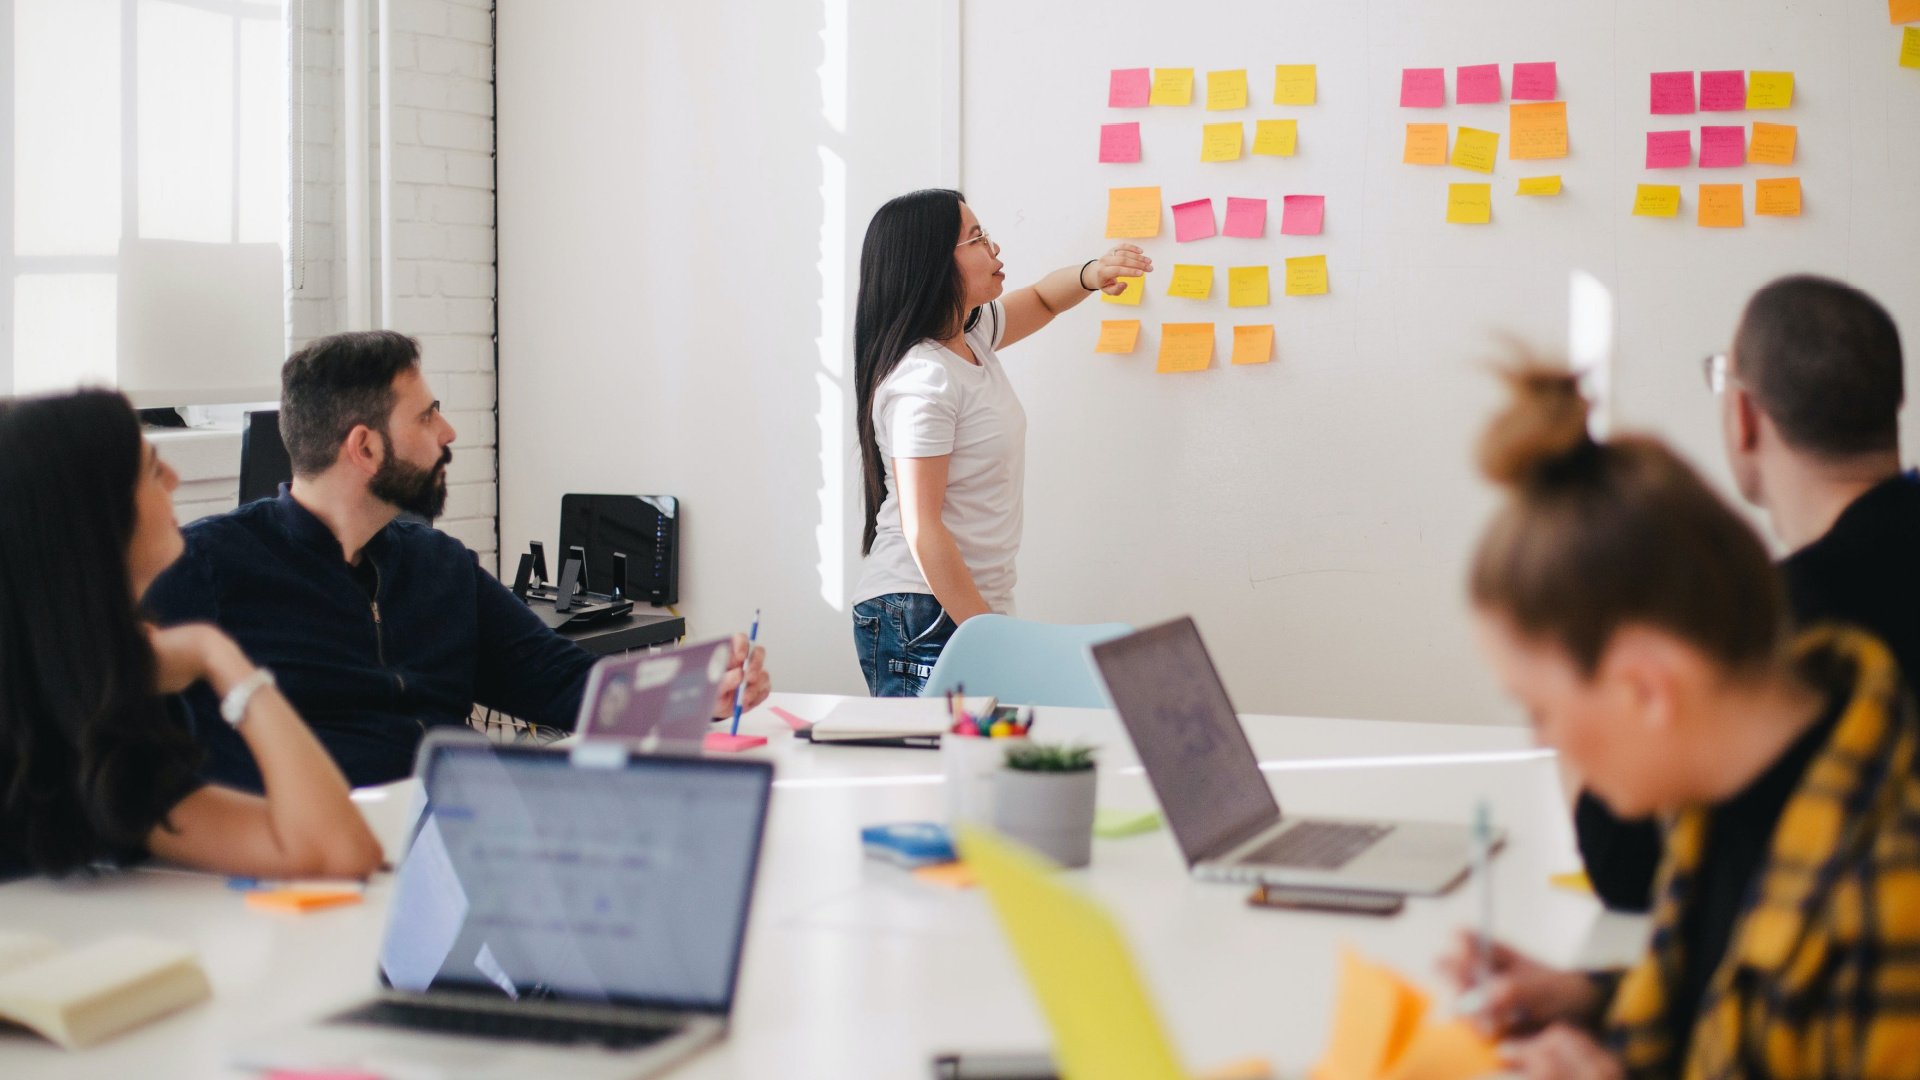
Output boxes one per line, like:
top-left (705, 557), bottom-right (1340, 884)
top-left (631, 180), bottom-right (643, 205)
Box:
top-left (1702, 353), bottom-right (1729, 395)
top-left (955, 231), bottom-right (999, 254)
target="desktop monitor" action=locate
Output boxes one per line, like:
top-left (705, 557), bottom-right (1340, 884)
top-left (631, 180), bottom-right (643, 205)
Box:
top-left (558, 494), bottom-right (680, 606)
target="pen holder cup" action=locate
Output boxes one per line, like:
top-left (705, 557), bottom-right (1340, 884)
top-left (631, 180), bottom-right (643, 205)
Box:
top-left (991, 767), bottom-right (1098, 869)
top-left (943, 734), bottom-right (1026, 829)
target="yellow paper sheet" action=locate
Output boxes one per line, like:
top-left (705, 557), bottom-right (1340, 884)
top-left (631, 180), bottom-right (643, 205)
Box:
top-left (1252, 119), bottom-right (1299, 157)
top-left (1746, 71), bottom-right (1793, 109)
top-left (1748, 122), bottom-right (1797, 165)
top-left (1698, 183), bottom-right (1744, 227)
top-left (957, 828), bottom-right (1188, 1080)
top-left (1101, 276), bottom-right (1146, 305)
top-left (1508, 102), bottom-right (1568, 160)
top-left (1207, 69), bottom-right (1249, 110)
top-left (1096, 320), bottom-right (1142, 354)
top-left (1283, 255), bottom-right (1328, 297)
top-left (1755, 177), bottom-right (1802, 216)
top-left (1231, 325), bottom-right (1274, 366)
top-left (1516, 175), bottom-right (1562, 196)
top-left (1904, 27), bottom-right (1920, 68)
top-left (1150, 68), bottom-right (1193, 106)
top-left (1446, 183), bottom-right (1492, 224)
top-left (1403, 123), bottom-right (1448, 165)
top-left (1273, 64), bottom-right (1317, 105)
top-left (1316, 950), bottom-right (1430, 1080)
top-left (1202, 122), bottom-right (1244, 162)
top-left (1106, 187), bottom-right (1163, 239)
top-left (1895, 0), bottom-right (1920, 23)
top-left (1227, 266), bottom-right (1269, 308)
top-left (1632, 184), bottom-right (1681, 217)
top-left (1167, 264), bottom-right (1214, 300)
top-left (1449, 127), bottom-right (1499, 173)
top-left (1380, 1019), bottom-right (1503, 1080)
top-left (1157, 323), bottom-right (1214, 373)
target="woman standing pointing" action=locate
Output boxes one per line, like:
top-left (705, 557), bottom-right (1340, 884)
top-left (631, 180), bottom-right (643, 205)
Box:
top-left (850, 189), bottom-right (1151, 696)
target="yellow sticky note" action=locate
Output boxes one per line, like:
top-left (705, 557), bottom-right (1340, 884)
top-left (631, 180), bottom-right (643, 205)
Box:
top-left (1403, 123), bottom-right (1447, 165)
top-left (1449, 127), bottom-right (1499, 173)
top-left (956, 828), bottom-right (1189, 1080)
top-left (1315, 950), bottom-right (1431, 1080)
top-left (1252, 119), bottom-right (1299, 156)
top-left (1283, 255), bottom-right (1328, 297)
top-left (1095, 320), bottom-right (1141, 354)
top-left (1509, 101), bottom-right (1568, 160)
top-left (1206, 69), bottom-right (1249, 110)
top-left (1699, 183), bottom-right (1744, 227)
top-left (1105, 186), bottom-right (1162, 239)
top-left (1755, 177), bottom-right (1802, 216)
top-left (1446, 183), bottom-right (1492, 224)
top-left (1201, 122), bottom-right (1243, 162)
top-left (1549, 870), bottom-right (1594, 893)
top-left (912, 862), bottom-right (977, 889)
top-left (1273, 64), bottom-right (1317, 105)
top-left (1379, 1019), bottom-right (1504, 1080)
top-left (1748, 122), bottom-right (1797, 165)
top-left (1895, 0), bottom-right (1920, 23)
top-left (1632, 184), bottom-right (1681, 217)
top-left (1516, 175), bottom-right (1562, 196)
top-left (1167, 264), bottom-right (1213, 300)
top-left (1227, 266), bottom-right (1269, 308)
top-left (1101, 276), bottom-right (1145, 305)
top-left (1904, 27), bottom-right (1920, 68)
top-left (1746, 71), bottom-right (1793, 109)
top-left (1231, 325), bottom-right (1274, 366)
top-left (1156, 323), bottom-right (1214, 373)
top-left (1150, 67), bottom-right (1193, 106)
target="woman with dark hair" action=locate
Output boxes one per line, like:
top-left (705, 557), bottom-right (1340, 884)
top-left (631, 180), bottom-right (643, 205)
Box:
top-left (0, 390), bottom-right (382, 881)
top-left (850, 189), bottom-right (1151, 695)
top-left (1437, 366), bottom-right (1920, 1078)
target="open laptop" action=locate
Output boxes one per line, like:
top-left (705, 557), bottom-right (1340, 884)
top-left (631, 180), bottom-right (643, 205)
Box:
top-left (234, 734), bottom-right (773, 1080)
top-left (575, 636), bottom-right (731, 750)
top-left (1090, 617), bottom-right (1485, 896)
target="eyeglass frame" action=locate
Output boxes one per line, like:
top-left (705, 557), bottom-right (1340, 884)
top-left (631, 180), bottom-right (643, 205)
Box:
top-left (955, 230), bottom-right (999, 254)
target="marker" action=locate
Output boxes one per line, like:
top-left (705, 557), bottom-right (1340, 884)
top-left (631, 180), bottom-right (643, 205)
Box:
top-left (729, 610), bottom-right (760, 736)
top-left (1460, 800), bottom-right (1495, 1015)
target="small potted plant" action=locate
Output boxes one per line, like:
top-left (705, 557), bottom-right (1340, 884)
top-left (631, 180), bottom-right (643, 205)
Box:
top-left (991, 744), bottom-right (1098, 868)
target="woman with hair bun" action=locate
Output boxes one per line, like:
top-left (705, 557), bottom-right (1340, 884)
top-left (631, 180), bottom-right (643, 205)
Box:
top-left (1439, 364), bottom-right (1920, 1079)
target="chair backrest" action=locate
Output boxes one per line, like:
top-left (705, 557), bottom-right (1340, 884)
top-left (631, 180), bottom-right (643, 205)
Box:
top-left (921, 614), bottom-right (1133, 708)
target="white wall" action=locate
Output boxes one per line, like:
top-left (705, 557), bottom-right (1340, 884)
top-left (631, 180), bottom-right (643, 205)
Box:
top-left (496, 0), bottom-right (947, 683)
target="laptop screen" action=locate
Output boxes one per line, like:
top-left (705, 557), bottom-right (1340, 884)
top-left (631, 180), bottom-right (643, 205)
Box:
top-left (1091, 617), bottom-right (1281, 864)
top-left (379, 743), bottom-right (772, 1013)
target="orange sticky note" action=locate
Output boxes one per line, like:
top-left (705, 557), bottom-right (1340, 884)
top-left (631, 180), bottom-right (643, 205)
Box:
top-left (1508, 101), bottom-right (1568, 160)
top-left (1316, 950), bottom-right (1430, 1080)
top-left (912, 862), bottom-right (977, 889)
top-left (1380, 1019), bottom-right (1504, 1080)
top-left (1632, 184), bottom-right (1681, 217)
top-left (1748, 122), bottom-right (1797, 165)
top-left (1252, 119), bottom-right (1299, 156)
top-left (1231, 325), bottom-right (1274, 366)
top-left (1095, 319), bottom-right (1141, 354)
top-left (1105, 186), bottom-right (1162, 238)
top-left (1403, 124), bottom-right (1447, 165)
top-left (1156, 323), bottom-right (1214, 373)
top-left (246, 888), bottom-right (365, 914)
top-left (1698, 183), bottom-right (1744, 228)
top-left (1101, 276), bottom-right (1144, 306)
top-left (1283, 255), bottom-right (1329, 297)
top-left (1755, 177), bottom-right (1802, 216)
top-left (1449, 127), bottom-right (1499, 173)
top-left (1895, 0), bottom-right (1920, 23)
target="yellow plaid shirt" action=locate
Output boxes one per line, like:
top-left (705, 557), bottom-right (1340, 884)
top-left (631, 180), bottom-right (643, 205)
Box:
top-left (1602, 626), bottom-right (1920, 1080)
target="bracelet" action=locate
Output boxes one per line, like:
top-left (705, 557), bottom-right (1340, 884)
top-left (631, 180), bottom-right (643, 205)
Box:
top-left (1079, 258), bottom-right (1099, 291)
top-left (220, 668), bottom-right (277, 728)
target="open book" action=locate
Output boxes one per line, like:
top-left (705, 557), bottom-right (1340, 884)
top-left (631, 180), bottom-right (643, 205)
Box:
top-left (0, 932), bottom-right (210, 1049)
top-left (806, 695), bottom-right (996, 746)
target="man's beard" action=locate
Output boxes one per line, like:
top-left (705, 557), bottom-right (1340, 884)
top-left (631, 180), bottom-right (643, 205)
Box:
top-left (370, 443), bottom-right (451, 520)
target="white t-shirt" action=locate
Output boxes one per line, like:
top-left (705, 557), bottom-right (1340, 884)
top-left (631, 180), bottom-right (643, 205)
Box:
top-left (853, 301), bottom-right (1027, 614)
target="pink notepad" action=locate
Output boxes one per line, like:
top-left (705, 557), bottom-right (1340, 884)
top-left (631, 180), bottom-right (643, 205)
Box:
top-left (1280, 195), bottom-right (1325, 236)
top-left (1109, 68), bottom-right (1150, 108)
top-left (1511, 62), bottom-right (1557, 101)
top-left (1700, 70), bottom-right (1745, 111)
top-left (1400, 68), bottom-right (1446, 107)
top-left (1645, 130), bottom-right (1692, 168)
top-left (1172, 198), bottom-right (1217, 242)
top-left (1699, 125), bottom-right (1745, 167)
top-left (1650, 71), bottom-right (1696, 114)
top-left (1222, 197), bottom-right (1267, 238)
top-left (1099, 122), bottom-right (1141, 163)
top-left (1456, 64), bottom-right (1502, 104)
top-left (704, 732), bottom-right (767, 753)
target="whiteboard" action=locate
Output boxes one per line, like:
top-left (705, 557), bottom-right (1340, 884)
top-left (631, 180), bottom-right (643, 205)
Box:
top-left (960, 0), bottom-right (1920, 724)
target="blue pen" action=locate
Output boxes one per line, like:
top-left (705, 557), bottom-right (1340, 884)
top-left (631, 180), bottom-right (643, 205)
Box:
top-left (729, 610), bottom-right (760, 736)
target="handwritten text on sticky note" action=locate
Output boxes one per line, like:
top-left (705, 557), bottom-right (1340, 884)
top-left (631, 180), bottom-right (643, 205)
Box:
top-left (1284, 255), bottom-right (1329, 296)
top-left (1252, 119), bottom-right (1298, 156)
top-left (1232, 324), bottom-right (1274, 365)
top-left (1228, 265), bottom-right (1270, 308)
top-left (1099, 122), bottom-right (1141, 163)
top-left (1633, 184), bottom-right (1681, 217)
top-left (1746, 71), bottom-right (1793, 110)
top-left (1150, 68), bottom-right (1194, 106)
top-left (1207, 69), bottom-right (1249, 111)
top-left (1509, 102), bottom-right (1568, 159)
top-left (1646, 130), bottom-right (1692, 168)
top-left (1450, 127), bottom-right (1499, 173)
top-left (1105, 187), bottom-right (1162, 238)
top-left (1201, 122), bottom-right (1243, 162)
top-left (1651, 71), bottom-right (1696, 114)
top-left (1281, 194), bottom-right (1325, 236)
top-left (1157, 323), bottom-right (1213, 373)
top-left (1700, 125), bottom-right (1746, 168)
top-left (1755, 177), bottom-right (1802, 216)
top-left (1223, 197), bottom-right (1267, 238)
top-left (1109, 68), bottom-right (1151, 108)
top-left (1698, 183), bottom-right (1744, 228)
top-left (1517, 176), bottom-right (1562, 196)
top-left (1273, 65), bottom-right (1316, 105)
top-left (1446, 183), bottom-right (1492, 224)
top-left (1172, 198), bottom-right (1217, 243)
top-left (1167, 264), bottom-right (1214, 300)
top-left (1095, 320), bottom-right (1141, 354)
top-left (1748, 122), bottom-right (1796, 165)
top-left (1456, 64), bottom-right (1502, 104)
top-left (1100, 276), bottom-right (1144, 306)
top-left (1404, 124), bottom-right (1448, 165)
top-left (1512, 62), bottom-right (1557, 101)
top-left (1700, 70), bottom-right (1745, 111)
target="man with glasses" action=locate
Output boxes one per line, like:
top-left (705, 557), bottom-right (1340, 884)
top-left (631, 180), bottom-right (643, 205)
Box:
top-left (1577, 274), bottom-right (1919, 912)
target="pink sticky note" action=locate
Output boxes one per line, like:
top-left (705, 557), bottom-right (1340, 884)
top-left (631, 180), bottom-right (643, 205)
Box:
top-left (1172, 198), bottom-right (1216, 242)
top-left (770, 706), bottom-right (811, 732)
top-left (1280, 195), bottom-right (1325, 236)
top-left (1456, 64), bottom-right (1502, 104)
top-left (1512, 62), bottom-right (1557, 101)
top-left (1650, 71), bottom-right (1696, 114)
top-left (1222, 196), bottom-right (1267, 238)
top-left (1400, 67), bottom-right (1446, 107)
top-left (1109, 68), bottom-right (1151, 108)
top-left (704, 732), bottom-right (767, 753)
top-left (1700, 70), bottom-right (1745, 111)
top-left (1099, 122), bottom-right (1141, 163)
top-left (1699, 125), bottom-right (1746, 167)
top-left (1645, 130), bottom-right (1692, 168)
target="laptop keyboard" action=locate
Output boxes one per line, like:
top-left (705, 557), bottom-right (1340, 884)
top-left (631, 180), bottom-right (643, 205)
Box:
top-left (1245, 821), bottom-right (1394, 870)
top-left (333, 999), bottom-right (678, 1051)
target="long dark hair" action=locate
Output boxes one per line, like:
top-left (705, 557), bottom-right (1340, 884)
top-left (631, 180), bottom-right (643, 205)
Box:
top-left (0, 390), bottom-right (201, 874)
top-left (854, 189), bottom-right (980, 555)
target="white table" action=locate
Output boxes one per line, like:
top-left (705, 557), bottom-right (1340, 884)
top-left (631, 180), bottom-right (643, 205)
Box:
top-left (0, 694), bottom-right (1648, 1078)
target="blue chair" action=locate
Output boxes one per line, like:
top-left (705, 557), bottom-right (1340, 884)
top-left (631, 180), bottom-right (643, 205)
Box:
top-left (921, 615), bottom-right (1134, 708)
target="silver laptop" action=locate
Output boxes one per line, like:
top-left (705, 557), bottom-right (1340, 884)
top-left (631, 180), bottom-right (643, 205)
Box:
top-left (575, 636), bottom-right (731, 750)
top-left (1091, 617), bottom-right (1487, 896)
top-left (234, 734), bottom-right (774, 1080)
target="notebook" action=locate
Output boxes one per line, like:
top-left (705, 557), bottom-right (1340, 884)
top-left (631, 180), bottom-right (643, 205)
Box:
top-left (804, 696), bottom-right (995, 747)
top-left (0, 932), bottom-right (210, 1049)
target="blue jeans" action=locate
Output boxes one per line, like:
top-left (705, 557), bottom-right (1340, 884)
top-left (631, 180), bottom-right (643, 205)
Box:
top-left (852, 592), bottom-right (956, 697)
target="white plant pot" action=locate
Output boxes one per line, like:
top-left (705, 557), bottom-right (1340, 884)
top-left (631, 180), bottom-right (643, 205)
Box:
top-left (991, 767), bottom-right (1098, 869)
top-left (943, 734), bottom-right (1028, 829)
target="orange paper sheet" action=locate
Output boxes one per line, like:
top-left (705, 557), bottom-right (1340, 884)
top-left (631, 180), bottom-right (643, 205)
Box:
top-left (1231, 325), bottom-right (1274, 365)
top-left (1156, 323), bottom-right (1214, 373)
top-left (1106, 187), bottom-right (1162, 238)
top-left (1403, 124), bottom-right (1447, 165)
top-left (1748, 122), bottom-right (1797, 165)
top-left (1508, 102), bottom-right (1568, 160)
top-left (1096, 319), bottom-right (1142, 354)
top-left (1755, 177), bottom-right (1802, 216)
top-left (1698, 183), bottom-right (1744, 227)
